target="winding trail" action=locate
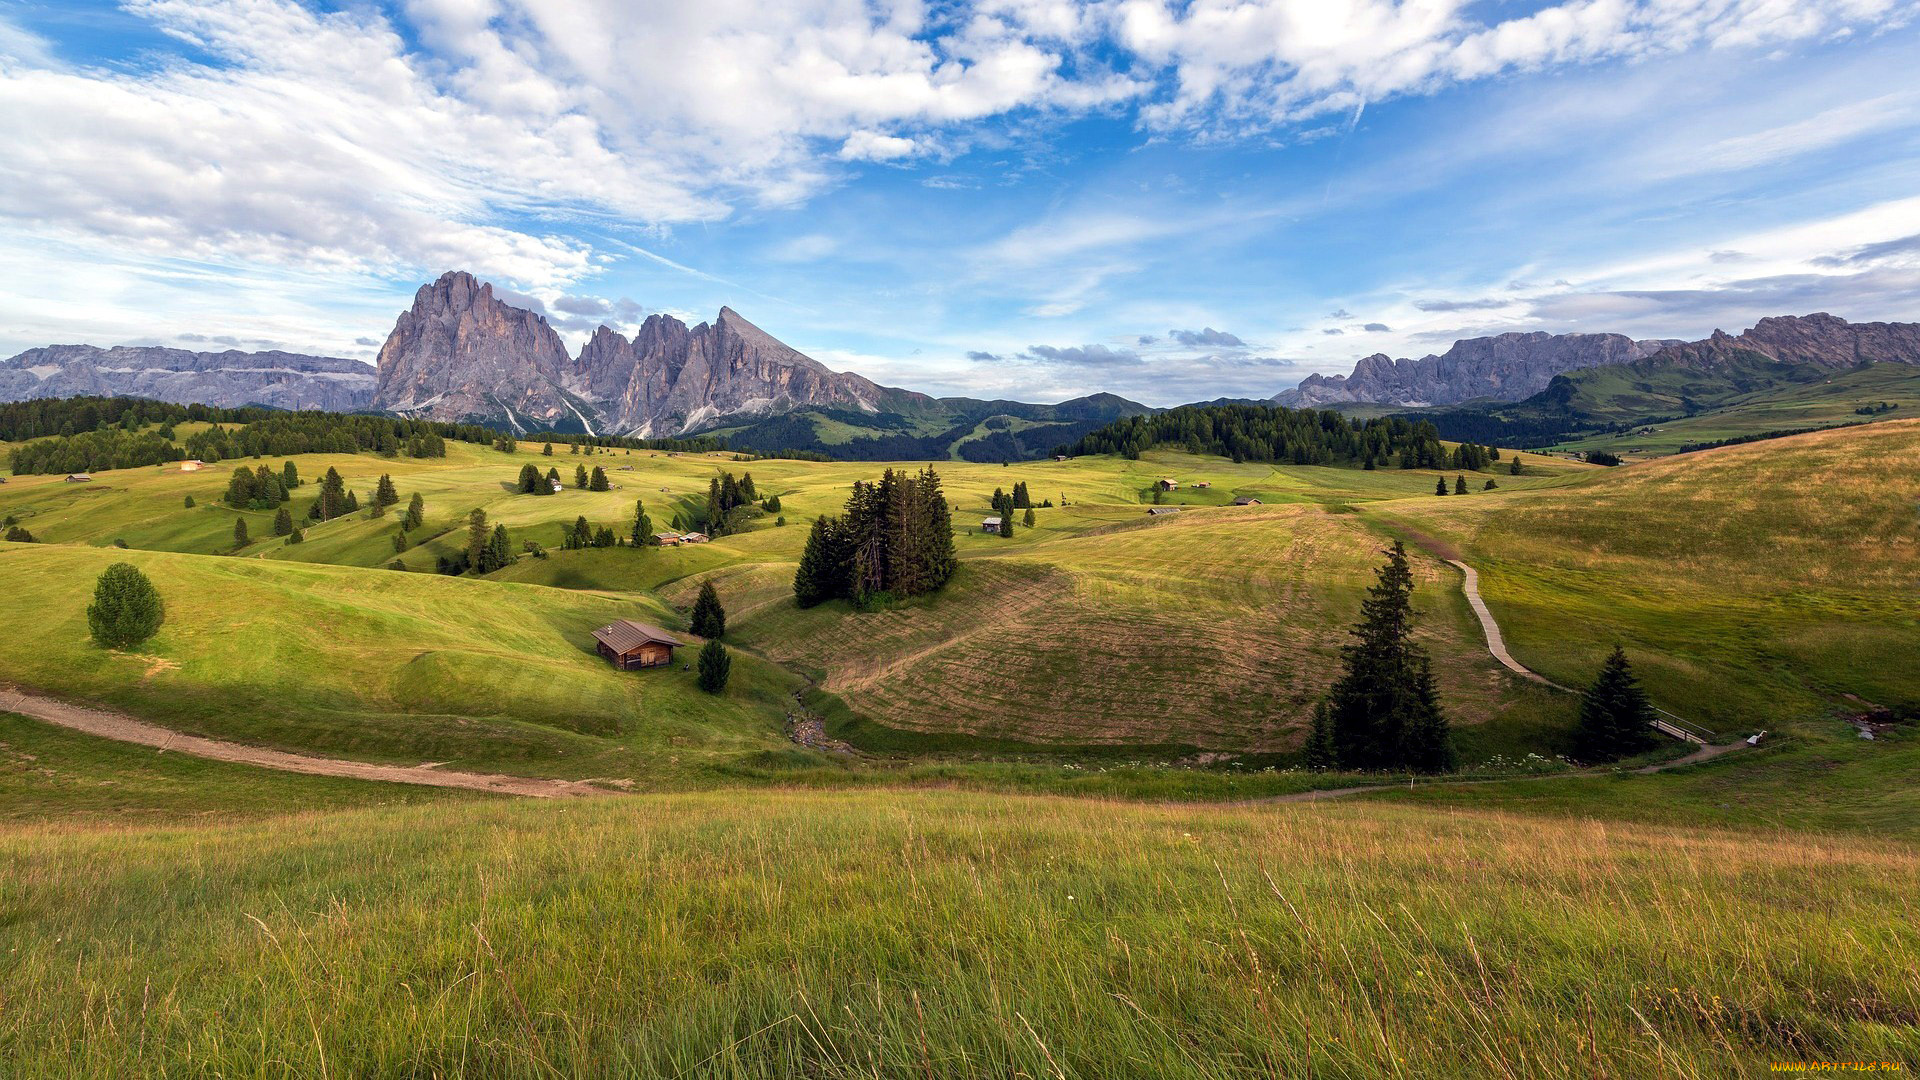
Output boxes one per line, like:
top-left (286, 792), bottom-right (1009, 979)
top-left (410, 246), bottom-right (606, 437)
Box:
top-left (1446, 559), bottom-right (1571, 691)
top-left (0, 685), bottom-right (607, 798)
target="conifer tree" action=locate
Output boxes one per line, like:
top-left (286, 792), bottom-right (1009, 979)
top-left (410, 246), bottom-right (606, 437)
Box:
top-left (1454, 475), bottom-right (1468, 495)
top-left (375, 474), bottom-right (399, 507)
top-left (1573, 646), bottom-right (1659, 763)
top-left (404, 492), bottom-right (425, 530)
top-left (542, 442), bottom-right (554, 456)
top-left (1303, 700), bottom-right (1338, 771)
top-left (1509, 456), bottom-right (1524, 476)
top-left (1435, 476), bottom-right (1449, 496)
top-left (589, 465), bottom-right (610, 492)
top-left (282, 460), bottom-right (300, 489)
top-left (739, 473), bottom-right (757, 502)
top-left (593, 525), bottom-right (615, 548)
top-left (1323, 542), bottom-right (1457, 773)
top-left (631, 500), bottom-right (654, 546)
top-left (273, 506), bottom-right (293, 536)
top-left (466, 508), bottom-right (490, 569)
top-left (697, 639), bottom-right (731, 693)
top-left (232, 516), bottom-right (250, 547)
top-left (1483, 479), bottom-right (1498, 491)
top-left (183, 494), bottom-right (195, 508)
top-left (345, 490), bottom-right (359, 512)
top-left (287, 527), bottom-right (303, 545)
top-left (575, 464), bottom-right (589, 489)
top-left (690, 580), bottom-right (726, 639)
top-left (794, 515), bottom-right (846, 607)
top-left (87, 562), bottom-right (164, 648)
top-left (546, 467), bottom-right (561, 492)
top-left (319, 467), bottom-right (348, 520)
top-left (1023, 507), bottom-right (1035, 528)
top-left (487, 523), bottom-right (512, 571)
top-left (393, 529), bottom-right (409, 553)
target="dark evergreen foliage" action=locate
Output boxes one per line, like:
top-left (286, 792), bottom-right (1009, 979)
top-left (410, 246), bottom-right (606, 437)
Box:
top-left (589, 466), bottom-right (610, 492)
top-left (232, 517), bottom-right (250, 547)
top-left (272, 506), bottom-right (293, 536)
top-left (1573, 646), bottom-right (1660, 763)
top-left (631, 500), bottom-right (654, 546)
top-left (1063, 403), bottom-right (1446, 467)
top-left (86, 562), bottom-right (164, 649)
top-left (690, 581), bottom-right (726, 639)
top-left (792, 467), bottom-right (955, 606)
top-left (1323, 542), bottom-right (1457, 774)
top-left (697, 639), bottom-right (732, 693)
top-left (1303, 701), bottom-right (1338, 772)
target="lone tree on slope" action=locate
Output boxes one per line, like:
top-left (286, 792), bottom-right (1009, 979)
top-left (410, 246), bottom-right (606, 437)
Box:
top-left (697, 639), bottom-right (731, 693)
top-left (1573, 646), bottom-right (1660, 763)
top-left (1322, 541), bottom-right (1457, 774)
top-left (87, 562), bottom-right (164, 649)
top-left (690, 580), bottom-right (726, 639)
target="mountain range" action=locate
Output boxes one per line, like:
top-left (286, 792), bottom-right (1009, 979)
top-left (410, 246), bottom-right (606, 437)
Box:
top-left (3, 269), bottom-right (1913, 458)
top-left (1280, 313), bottom-right (1919, 409)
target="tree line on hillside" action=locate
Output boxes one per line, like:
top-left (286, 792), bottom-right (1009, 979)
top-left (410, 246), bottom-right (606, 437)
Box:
top-left (794, 467), bottom-right (956, 607)
top-left (1063, 404), bottom-right (1461, 468)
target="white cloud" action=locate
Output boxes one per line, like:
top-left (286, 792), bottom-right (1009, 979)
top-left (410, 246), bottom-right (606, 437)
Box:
top-left (839, 131), bottom-right (921, 161)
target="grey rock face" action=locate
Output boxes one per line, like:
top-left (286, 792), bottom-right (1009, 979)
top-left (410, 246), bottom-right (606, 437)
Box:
top-left (1276, 332), bottom-right (1682, 407)
top-left (374, 271), bottom-right (927, 435)
top-left (1642, 313), bottom-right (1920, 369)
top-left (0, 344), bottom-right (374, 410)
top-left (372, 271), bottom-right (577, 431)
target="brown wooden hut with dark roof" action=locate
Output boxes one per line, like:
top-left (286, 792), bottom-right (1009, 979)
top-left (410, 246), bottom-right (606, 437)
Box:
top-left (590, 619), bottom-right (683, 670)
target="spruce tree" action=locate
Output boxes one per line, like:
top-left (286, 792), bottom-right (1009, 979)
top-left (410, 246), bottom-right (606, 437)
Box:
top-left (593, 526), bottom-right (615, 548)
top-left (740, 473), bottom-right (757, 502)
top-left (1323, 542), bottom-right (1457, 773)
top-left (1434, 476), bottom-right (1448, 496)
top-left (590, 466), bottom-right (610, 492)
top-left (1509, 456), bottom-right (1524, 476)
top-left (517, 463), bottom-right (541, 494)
top-left (1454, 475), bottom-right (1468, 495)
top-left (546, 467), bottom-right (561, 493)
top-left (393, 529), bottom-right (409, 553)
top-left (1023, 507), bottom-right (1035, 528)
top-left (375, 474), bottom-right (399, 507)
top-left (183, 494), bottom-right (195, 508)
top-left (794, 515), bottom-right (844, 607)
top-left (543, 443), bottom-right (554, 456)
top-left (319, 467), bottom-right (347, 519)
top-left (405, 492), bottom-right (425, 530)
top-left (1303, 700), bottom-right (1338, 771)
top-left (282, 460), bottom-right (300, 489)
top-left (487, 523), bottom-right (512, 571)
top-left (1573, 646), bottom-right (1659, 763)
top-left (690, 580), bottom-right (726, 639)
top-left (466, 508), bottom-right (489, 569)
top-left (575, 464), bottom-right (589, 489)
top-left (1483, 479), bottom-right (1498, 491)
top-left (287, 528), bottom-right (304, 545)
top-left (631, 500), bottom-right (654, 546)
top-left (273, 506), bottom-right (293, 536)
top-left (697, 639), bottom-right (731, 693)
top-left (87, 562), bottom-right (164, 648)
top-left (232, 517), bottom-right (250, 547)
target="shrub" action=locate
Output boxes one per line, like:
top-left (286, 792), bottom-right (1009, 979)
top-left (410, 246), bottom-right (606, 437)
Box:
top-left (87, 562), bottom-right (164, 649)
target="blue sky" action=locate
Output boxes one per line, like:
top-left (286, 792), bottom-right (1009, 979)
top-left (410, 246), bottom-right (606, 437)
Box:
top-left (1, 0), bottom-right (1917, 405)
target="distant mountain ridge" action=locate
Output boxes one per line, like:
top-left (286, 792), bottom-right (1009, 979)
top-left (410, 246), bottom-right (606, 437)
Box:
top-left (1277, 314), bottom-right (1920, 409)
top-left (373, 271), bottom-right (930, 436)
top-left (1275, 332), bottom-right (1682, 408)
top-left (0, 344), bottom-right (375, 411)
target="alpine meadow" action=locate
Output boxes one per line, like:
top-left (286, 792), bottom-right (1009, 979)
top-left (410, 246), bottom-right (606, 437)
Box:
top-left (4, 2), bottom-right (1920, 1076)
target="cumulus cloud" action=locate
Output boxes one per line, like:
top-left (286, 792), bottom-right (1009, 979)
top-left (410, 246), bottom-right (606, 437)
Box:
top-left (1362, 322), bottom-right (1390, 332)
top-left (1023, 343), bottom-right (1142, 366)
top-left (1137, 333), bottom-right (1158, 345)
top-left (1168, 326), bottom-right (1245, 347)
top-left (966, 349), bottom-right (1003, 361)
top-left (1321, 328), bottom-right (1344, 335)
top-left (839, 131), bottom-right (920, 162)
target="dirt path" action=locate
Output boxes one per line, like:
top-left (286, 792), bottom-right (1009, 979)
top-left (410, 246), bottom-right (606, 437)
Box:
top-left (1258, 739), bottom-right (1746, 805)
top-left (1446, 558), bottom-right (1573, 691)
top-left (0, 685), bottom-right (607, 798)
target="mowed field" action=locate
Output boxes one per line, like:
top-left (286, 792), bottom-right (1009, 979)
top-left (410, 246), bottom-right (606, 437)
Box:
top-left (2, 787), bottom-right (1915, 1078)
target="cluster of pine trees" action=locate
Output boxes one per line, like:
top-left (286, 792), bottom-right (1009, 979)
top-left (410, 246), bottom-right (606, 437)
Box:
top-left (1302, 542), bottom-right (1457, 774)
top-left (987, 489), bottom-right (1021, 538)
top-left (702, 472), bottom-right (757, 536)
top-left (224, 461), bottom-right (302, 510)
top-left (560, 515), bottom-right (619, 550)
top-left (794, 467), bottom-right (956, 607)
top-left (1064, 404), bottom-right (1451, 468)
top-left (0, 397), bottom-right (254, 442)
top-left (516, 463), bottom-right (562, 494)
top-left (305, 467), bottom-right (358, 522)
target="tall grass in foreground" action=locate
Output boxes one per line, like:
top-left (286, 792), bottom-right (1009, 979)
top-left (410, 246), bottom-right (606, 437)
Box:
top-left (3, 790), bottom-right (1915, 1077)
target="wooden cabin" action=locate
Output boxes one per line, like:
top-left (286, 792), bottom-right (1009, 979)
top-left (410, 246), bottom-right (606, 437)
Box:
top-left (1233, 496), bottom-right (1261, 506)
top-left (981, 516), bottom-right (1002, 534)
top-left (1157, 478), bottom-right (1179, 491)
top-left (681, 532), bottom-right (710, 544)
top-left (653, 532), bottom-right (684, 546)
top-left (591, 619), bottom-right (683, 670)
top-left (1195, 481), bottom-right (1211, 489)
top-left (64, 474), bottom-right (93, 483)
top-left (1147, 506), bottom-right (1181, 515)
